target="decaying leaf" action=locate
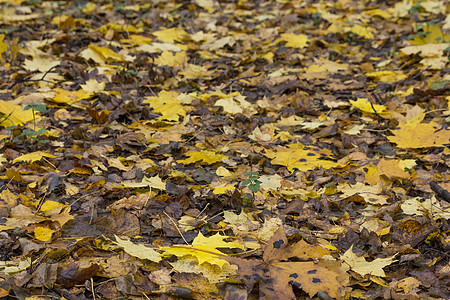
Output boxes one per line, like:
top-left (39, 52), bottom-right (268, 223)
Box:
top-left (114, 235), bottom-right (161, 262)
top-left (223, 226), bottom-right (348, 299)
top-left (341, 245), bottom-right (397, 277)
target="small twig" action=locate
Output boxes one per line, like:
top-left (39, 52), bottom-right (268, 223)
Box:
top-left (91, 278), bottom-right (96, 300)
top-left (0, 109), bottom-right (15, 127)
top-left (163, 211), bottom-right (188, 245)
top-left (36, 190), bottom-right (48, 212)
top-left (42, 157), bottom-right (57, 170)
top-left (365, 89), bottom-right (385, 120)
top-left (363, 128), bottom-right (389, 132)
top-left (9, 64), bottom-right (70, 88)
top-left (143, 186), bottom-right (152, 209)
top-left (195, 203), bottom-right (209, 219)
top-left (222, 73), bottom-right (261, 90)
top-left (409, 66), bottom-right (430, 81)
top-left (46, 125), bottom-right (69, 135)
top-left (205, 210), bottom-right (225, 223)
top-left (430, 182), bottom-right (450, 203)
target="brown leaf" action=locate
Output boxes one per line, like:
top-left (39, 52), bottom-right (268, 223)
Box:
top-left (393, 219), bottom-right (436, 247)
top-left (56, 262), bottom-right (100, 288)
top-left (223, 226), bottom-right (346, 299)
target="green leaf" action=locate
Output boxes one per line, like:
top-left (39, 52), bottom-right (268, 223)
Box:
top-left (248, 183), bottom-right (261, 193)
top-left (35, 128), bottom-right (46, 135)
top-left (23, 104), bottom-right (47, 113)
top-left (245, 171), bottom-right (259, 177)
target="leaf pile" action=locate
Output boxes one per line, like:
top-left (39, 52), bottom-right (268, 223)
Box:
top-left (0, 0), bottom-right (449, 299)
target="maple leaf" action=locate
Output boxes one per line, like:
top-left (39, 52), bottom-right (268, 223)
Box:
top-left (264, 144), bottom-right (342, 172)
top-left (143, 90), bottom-right (186, 122)
top-left (387, 122), bottom-right (450, 148)
top-left (22, 56), bottom-right (60, 72)
top-left (88, 45), bottom-right (124, 62)
top-left (214, 94), bottom-right (253, 115)
top-left (12, 151), bottom-right (56, 164)
top-left (114, 235), bottom-right (161, 262)
top-left (362, 159), bottom-right (411, 185)
top-left (341, 245), bottom-right (397, 277)
top-left (153, 28), bottom-right (188, 43)
top-left (223, 226), bottom-right (348, 299)
top-left (0, 100), bottom-right (35, 126)
top-left (122, 175), bottom-right (166, 190)
top-left (350, 98), bottom-right (387, 114)
top-left (366, 71), bottom-right (407, 83)
top-left (278, 33), bottom-right (309, 49)
top-left (401, 196), bottom-right (450, 221)
top-left (338, 182), bottom-right (389, 205)
top-left (177, 150), bottom-right (227, 165)
top-left (161, 232), bottom-right (244, 268)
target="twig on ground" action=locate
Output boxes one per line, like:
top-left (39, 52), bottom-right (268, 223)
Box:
top-left (222, 73), bottom-right (261, 90)
top-left (163, 211), bottom-right (188, 245)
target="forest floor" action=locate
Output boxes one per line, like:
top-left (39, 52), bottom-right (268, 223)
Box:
top-left (0, 0), bottom-right (449, 299)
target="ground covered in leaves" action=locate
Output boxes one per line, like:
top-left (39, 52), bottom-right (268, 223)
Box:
top-left (0, 0), bottom-right (449, 299)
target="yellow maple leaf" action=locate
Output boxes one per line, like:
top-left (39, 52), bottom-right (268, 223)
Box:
top-left (0, 100), bottom-right (35, 126)
top-left (265, 145), bottom-right (342, 172)
top-left (401, 196), bottom-right (450, 221)
top-left (4, 205), bottom-right (46, 227)
top-left (34, 227), bottom-right (55, 242)
top-left (12, 151), bottom-right (56, 164)
top-left (351, 24), bottom-right (374, 39)
top-left (350, 98), bottom-right (387, 114)
top-left (122, 175), bottom-right (166, 190)
top-left (51, 206), bottom-right (74, 227)
top-left (400, 43), bottom-right (448, 57)
top-left (0, 189), bottom-right (18, 209)
top-left (89, 45), bottom-right (124, 62)
top-left (214, 94), bottom-right (253, 115)
top-left (154, 50), bottom-right (187, 68)
top-left (143, 90), bottom-right (186, 121)
top-left (341, 245), bottom-right (396, 277)
top-left (80, 79), bottom-right (106, 93)
top-left (306, 64), bottom-right (327, 73)
top-left (177, 150), bottom-right (227, 165)
top-left (279, 33), bottom-right (309, 49)
top-left (161, 232), bottom-right (243, 268)
top-left (115, 235), bottom-right (161, 262)
top-left (338, 182), bottom-right (388, 205)
top-left (153, 28), bottom-right (187, 43)
top-left (120, 34), bottom-right (153, 46)
top-left (179, 63), bottom-right (214, 79)
top-left (410, 24), bottom-right (450, 45)
top-left (22, 57), bottom-right (60, 72)
top-left (212, 185), bottom-right (236, 195)
top-left (388, 122), bottom-right (450, 148)
top-left (51, 88), bottom-right (93, 105)
top-left (363, 159), bottom-right (410, 185)
top-left (366, 71), bottom-right (407, 83)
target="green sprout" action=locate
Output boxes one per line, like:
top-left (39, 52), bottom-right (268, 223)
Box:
top-left (22, 103), bottom-right (49, 146)
top-left (241, 171), bottom-right (261, 207)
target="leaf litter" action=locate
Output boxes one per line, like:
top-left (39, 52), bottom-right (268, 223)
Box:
top-left (0, 0), bottom-right (449, 299)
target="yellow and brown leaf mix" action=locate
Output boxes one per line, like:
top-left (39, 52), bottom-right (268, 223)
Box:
top-left (0, 0), bottom-right (449, 299)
